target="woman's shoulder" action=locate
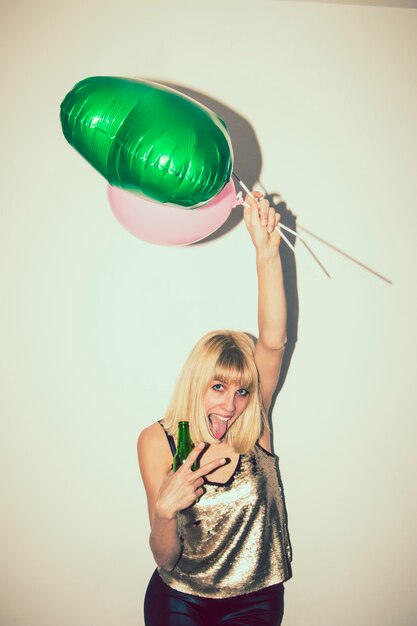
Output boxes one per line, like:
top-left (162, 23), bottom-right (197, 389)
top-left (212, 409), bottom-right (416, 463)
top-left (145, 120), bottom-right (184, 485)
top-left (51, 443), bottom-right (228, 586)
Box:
top-left (257, 429), bottom-right (273, 454)
top-left (137, 421), bottom-right (173, 466)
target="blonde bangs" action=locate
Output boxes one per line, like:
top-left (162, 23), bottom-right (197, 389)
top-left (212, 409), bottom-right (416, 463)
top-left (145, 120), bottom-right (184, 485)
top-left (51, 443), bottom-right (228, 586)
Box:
top-left (212, 348), bottom-right (255, 392)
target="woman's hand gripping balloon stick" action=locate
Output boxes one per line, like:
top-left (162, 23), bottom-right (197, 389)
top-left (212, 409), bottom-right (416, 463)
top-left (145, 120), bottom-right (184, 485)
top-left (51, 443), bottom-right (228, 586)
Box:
top-left (234, 173), bottom-right (331, 277)
top-left (243, 192), bottom-right (282, 249)
top-left (244, 190), bottom-right (295, 252)
top-left (149, 444), bottom-right (226, 571)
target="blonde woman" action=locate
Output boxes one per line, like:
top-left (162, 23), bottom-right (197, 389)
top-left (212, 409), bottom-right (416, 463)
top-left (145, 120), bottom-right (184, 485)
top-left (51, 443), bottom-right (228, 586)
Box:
top-left (137, 192), bottom-right (292, 625)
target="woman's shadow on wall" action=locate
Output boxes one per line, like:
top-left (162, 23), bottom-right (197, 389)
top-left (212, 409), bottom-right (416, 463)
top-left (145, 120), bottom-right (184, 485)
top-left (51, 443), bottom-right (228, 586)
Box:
top-left (156, 80), bottom-right (299, 420)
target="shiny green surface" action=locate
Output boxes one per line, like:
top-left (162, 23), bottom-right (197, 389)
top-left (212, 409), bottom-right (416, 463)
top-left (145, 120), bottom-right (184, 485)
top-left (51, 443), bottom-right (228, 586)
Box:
top-left (173, 421), bottom-right (198, 472)
top-left (60, 76), bottom-right (233, 207)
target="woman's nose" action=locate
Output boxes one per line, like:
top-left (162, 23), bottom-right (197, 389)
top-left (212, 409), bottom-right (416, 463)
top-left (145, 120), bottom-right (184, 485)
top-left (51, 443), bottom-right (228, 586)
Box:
top-left (222, 391), bottom-right (236, 413)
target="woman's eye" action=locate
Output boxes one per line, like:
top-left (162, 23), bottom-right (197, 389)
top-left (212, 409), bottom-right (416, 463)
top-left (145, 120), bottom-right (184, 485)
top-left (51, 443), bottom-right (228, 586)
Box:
top-left (237, 388), bottom-right (249, 397)
top-left (212, 383), bottom-right (223, 391)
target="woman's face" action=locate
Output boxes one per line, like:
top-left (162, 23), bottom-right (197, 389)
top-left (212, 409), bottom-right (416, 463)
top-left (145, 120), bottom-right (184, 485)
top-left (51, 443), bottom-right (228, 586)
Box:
top-left (203, 380), bottom-right (251, 441)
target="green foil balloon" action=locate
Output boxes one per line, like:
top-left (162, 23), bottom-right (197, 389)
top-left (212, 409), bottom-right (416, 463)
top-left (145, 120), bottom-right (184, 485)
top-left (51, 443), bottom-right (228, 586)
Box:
top-left (60, 76), bottom-right (233, 208)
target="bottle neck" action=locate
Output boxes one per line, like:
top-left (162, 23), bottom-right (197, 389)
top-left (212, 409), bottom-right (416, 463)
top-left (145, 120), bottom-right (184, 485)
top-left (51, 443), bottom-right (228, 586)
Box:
top-left (177, 421), bottom-right (192, 452)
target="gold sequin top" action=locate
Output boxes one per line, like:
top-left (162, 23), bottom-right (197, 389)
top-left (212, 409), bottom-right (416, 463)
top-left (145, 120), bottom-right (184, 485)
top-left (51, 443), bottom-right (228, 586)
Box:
top-left (158, 438), bottom-right (292, 598)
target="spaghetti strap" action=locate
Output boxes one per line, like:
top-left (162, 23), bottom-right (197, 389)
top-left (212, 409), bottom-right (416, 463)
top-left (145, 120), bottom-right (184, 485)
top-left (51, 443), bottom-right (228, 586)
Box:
top-left (158, 420), bottom-right (176, 456)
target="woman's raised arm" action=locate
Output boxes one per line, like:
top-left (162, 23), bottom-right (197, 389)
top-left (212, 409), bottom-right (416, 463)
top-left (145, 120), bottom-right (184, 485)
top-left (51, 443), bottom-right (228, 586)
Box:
top-left (243, 193), bottom-right (287, 438)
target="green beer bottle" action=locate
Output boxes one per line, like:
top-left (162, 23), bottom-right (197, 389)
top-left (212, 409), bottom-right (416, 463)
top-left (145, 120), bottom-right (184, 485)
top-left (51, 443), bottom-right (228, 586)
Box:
top-left (173, 421), bottom-right (199, 472)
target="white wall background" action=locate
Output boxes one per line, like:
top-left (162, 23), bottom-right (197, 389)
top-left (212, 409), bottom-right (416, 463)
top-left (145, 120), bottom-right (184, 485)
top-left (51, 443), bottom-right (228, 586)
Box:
top-left (1, 1), bottom-right (416, 625)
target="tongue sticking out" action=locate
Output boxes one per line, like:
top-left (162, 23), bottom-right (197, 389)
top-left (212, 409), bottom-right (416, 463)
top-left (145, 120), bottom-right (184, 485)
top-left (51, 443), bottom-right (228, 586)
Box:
top-left (209, 415), bottom-right (229, 440)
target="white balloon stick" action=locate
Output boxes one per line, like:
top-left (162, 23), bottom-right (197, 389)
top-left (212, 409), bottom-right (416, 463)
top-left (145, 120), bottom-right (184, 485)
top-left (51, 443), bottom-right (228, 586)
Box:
top-left (276, 222), bottom-right (308, 242)
top-left (233, 172), bottom-right (391, 285)
top-left (277, 228), bottom-right (296, 253)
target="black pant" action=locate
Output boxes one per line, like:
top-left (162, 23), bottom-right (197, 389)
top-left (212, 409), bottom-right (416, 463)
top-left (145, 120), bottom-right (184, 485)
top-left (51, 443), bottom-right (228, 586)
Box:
top-left (144, 569), bottom-right (285, 626)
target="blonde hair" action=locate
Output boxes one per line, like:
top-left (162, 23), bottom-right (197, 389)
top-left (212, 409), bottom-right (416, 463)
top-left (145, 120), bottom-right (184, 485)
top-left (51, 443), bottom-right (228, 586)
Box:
top-left (161, 330), bottom-right (266, 454)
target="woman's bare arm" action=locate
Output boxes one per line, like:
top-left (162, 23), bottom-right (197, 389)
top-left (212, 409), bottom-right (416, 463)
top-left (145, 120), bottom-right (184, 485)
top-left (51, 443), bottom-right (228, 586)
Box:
top-left (244, 193), bottom-right (287, 446)
top-left (137, 425), bottom-right (181, 570)
top-left (137, 426), bottom-right (226, 570)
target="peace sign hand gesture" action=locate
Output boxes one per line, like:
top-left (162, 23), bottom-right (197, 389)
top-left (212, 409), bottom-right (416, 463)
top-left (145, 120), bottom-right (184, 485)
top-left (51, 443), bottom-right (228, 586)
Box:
top-left (155, 443), bottom-right (226, 520)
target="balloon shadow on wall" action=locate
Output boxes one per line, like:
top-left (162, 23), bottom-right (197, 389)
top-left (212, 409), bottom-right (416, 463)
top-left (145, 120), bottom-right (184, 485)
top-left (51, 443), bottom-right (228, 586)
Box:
top-left (147, 80), bottom-right (299, 443)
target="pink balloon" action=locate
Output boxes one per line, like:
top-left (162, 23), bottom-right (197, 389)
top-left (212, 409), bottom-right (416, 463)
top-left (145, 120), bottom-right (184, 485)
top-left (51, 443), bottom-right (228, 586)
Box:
top-left (108, 180), bottom-right (239, 245)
